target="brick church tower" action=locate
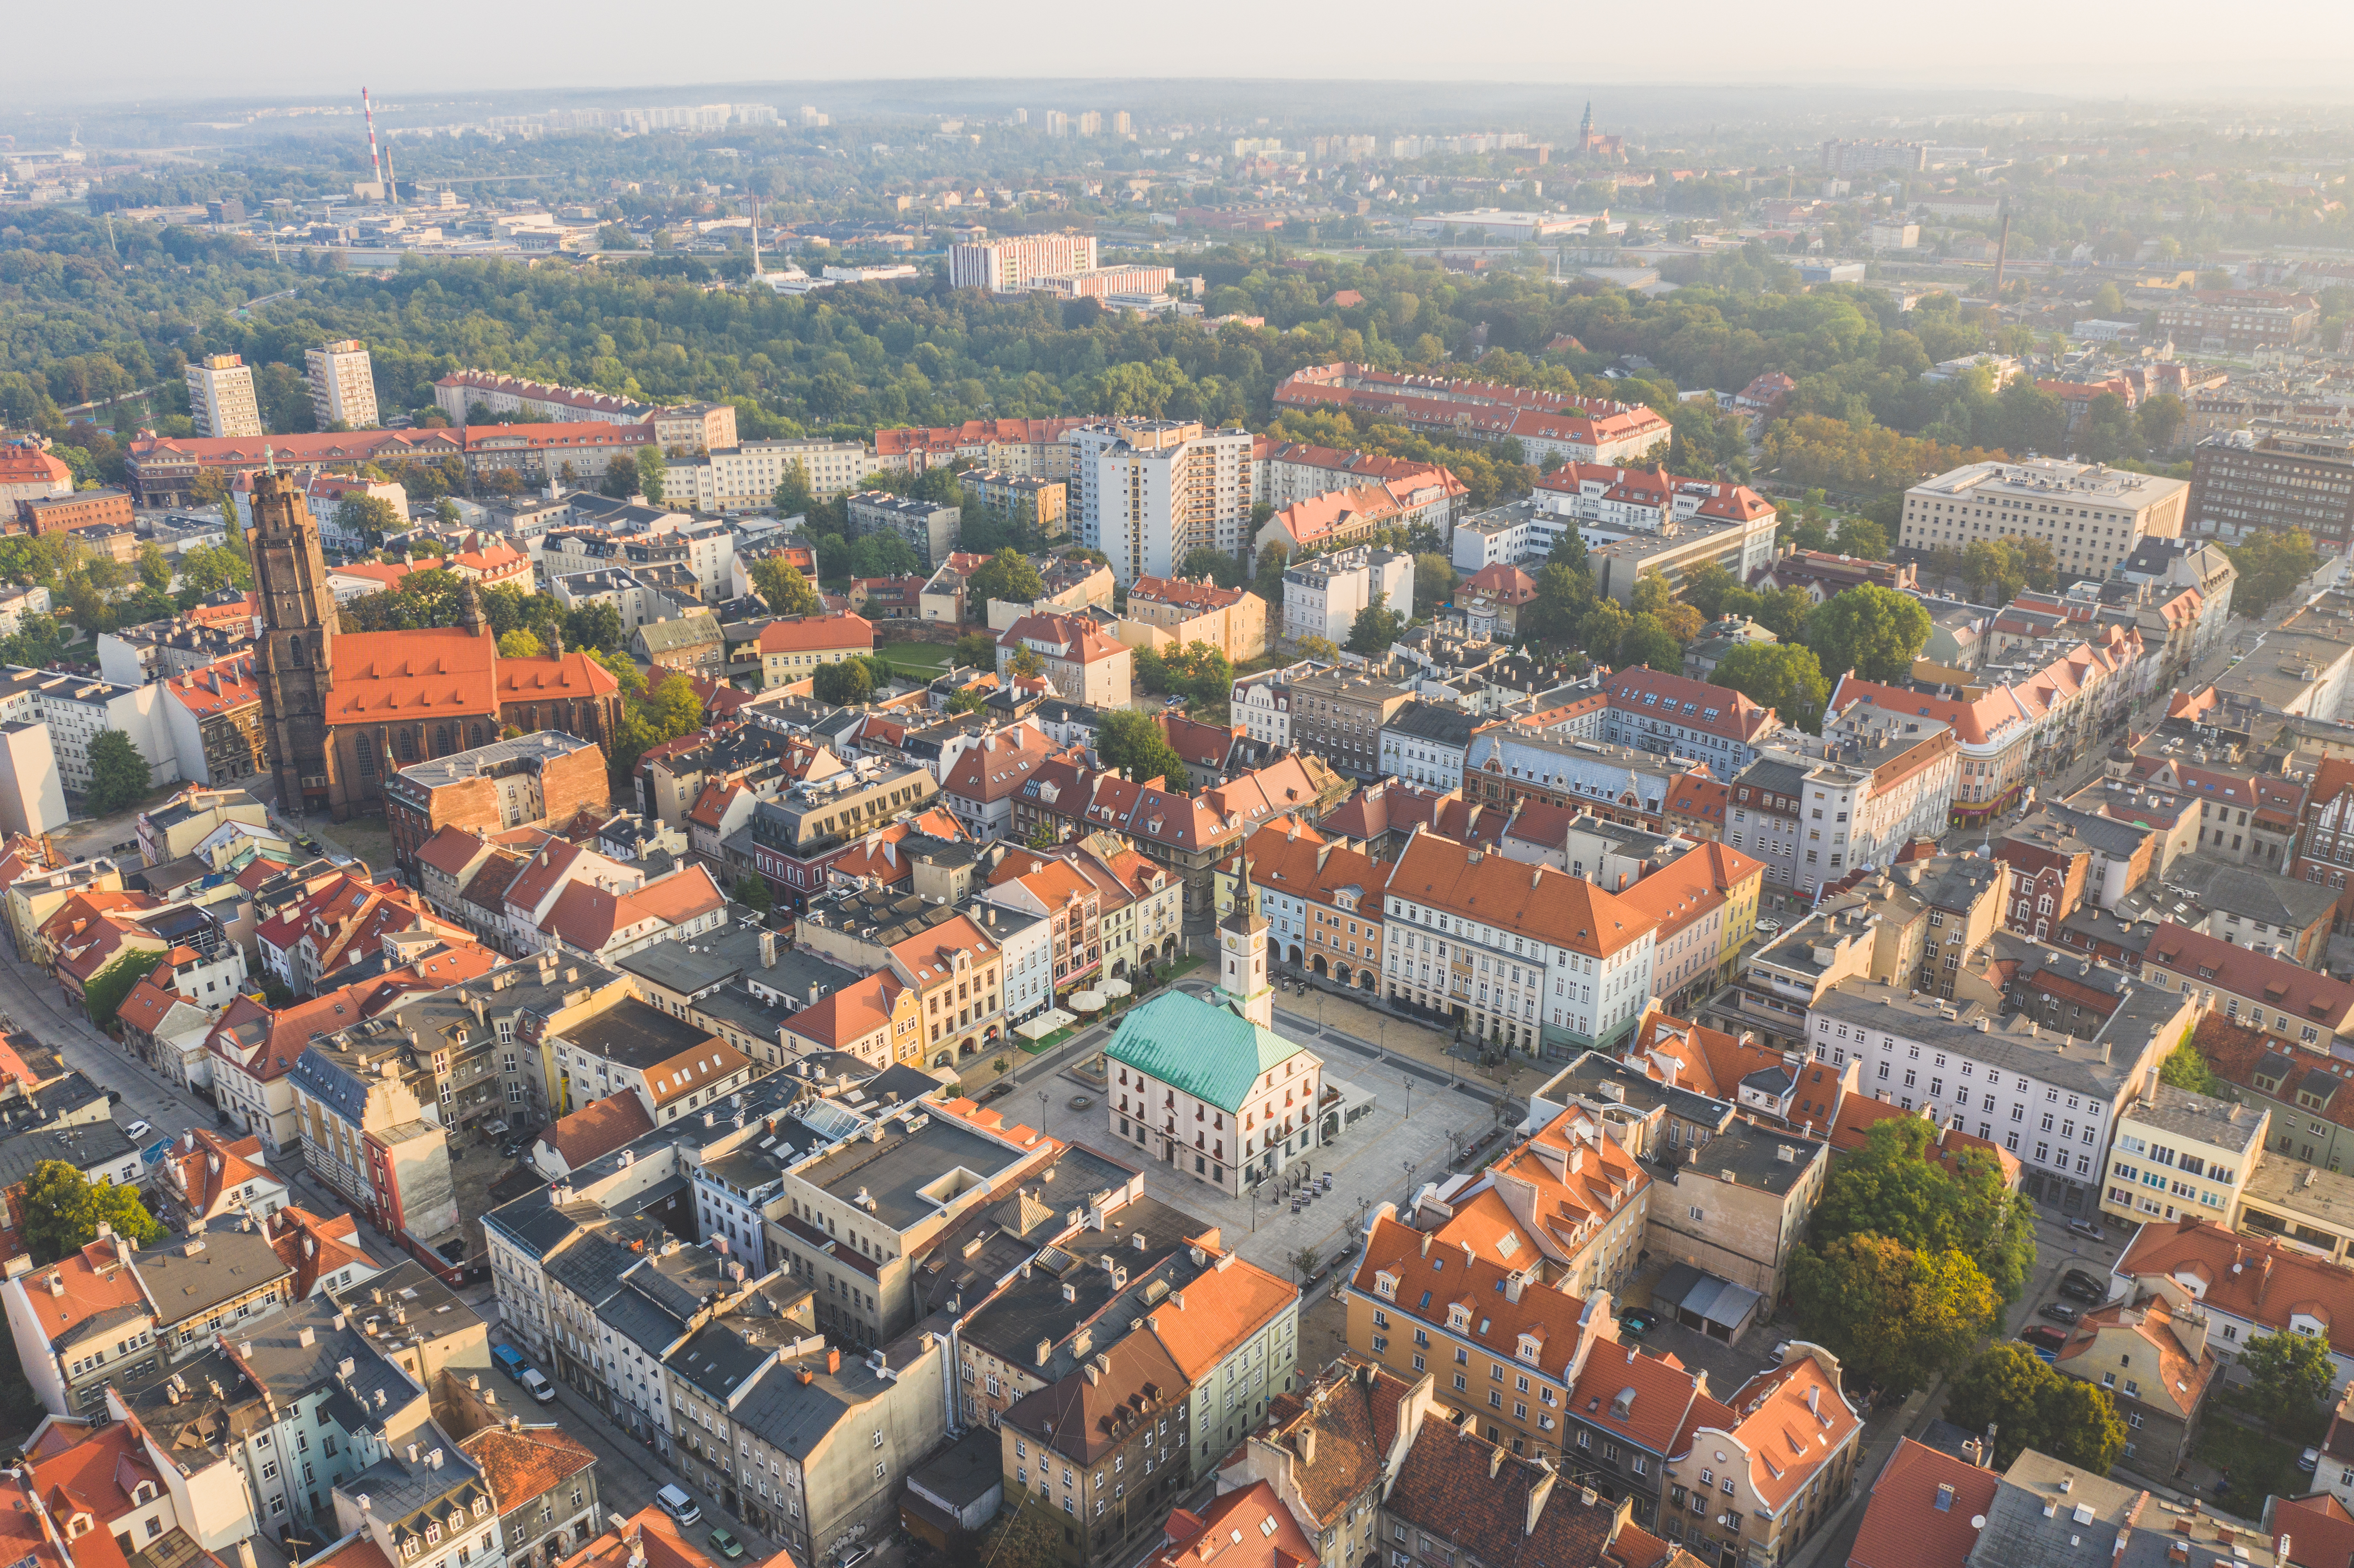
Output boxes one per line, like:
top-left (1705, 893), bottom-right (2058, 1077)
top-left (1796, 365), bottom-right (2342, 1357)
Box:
top-left (248, 469), bottom-right (337, 815)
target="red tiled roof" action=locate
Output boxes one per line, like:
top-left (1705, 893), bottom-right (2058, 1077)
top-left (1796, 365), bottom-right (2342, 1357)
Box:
top-left (756, 613), bottom-right (874, 655)
top-left (542, 1094), bottom-right (657, 1169)
top-left (1847, 1439), bottom-right (2001, 1568)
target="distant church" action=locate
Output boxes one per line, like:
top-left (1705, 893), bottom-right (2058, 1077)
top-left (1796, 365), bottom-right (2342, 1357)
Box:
top-left (1575, 103), bottom-right (1626, 164)
top-left (248, 470), bottom-right (623, 820)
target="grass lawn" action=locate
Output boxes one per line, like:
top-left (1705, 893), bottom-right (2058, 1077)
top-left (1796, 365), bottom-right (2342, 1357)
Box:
top-left (2193, 1412), bottom-right (2306, 1506)
top-left (875, 641), bottom-right (952, 677)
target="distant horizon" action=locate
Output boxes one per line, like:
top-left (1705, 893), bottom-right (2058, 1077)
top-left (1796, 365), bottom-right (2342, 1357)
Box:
top-left (14, 0), bottom-right (2354, 115)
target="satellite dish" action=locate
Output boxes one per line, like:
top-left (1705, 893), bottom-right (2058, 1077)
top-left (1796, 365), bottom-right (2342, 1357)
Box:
top-left (1970, 1518), bottom-right (1987, 1531)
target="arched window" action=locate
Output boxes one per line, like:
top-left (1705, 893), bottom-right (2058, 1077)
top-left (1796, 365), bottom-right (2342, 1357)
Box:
top-left (398, 731), bottom-right (417, 762)
top-left (468, 723), bottom-right (485, 748)
top-left (288, 636), bottom-right (302, 665)
top-left (434, 725), bottom-right (452, 756)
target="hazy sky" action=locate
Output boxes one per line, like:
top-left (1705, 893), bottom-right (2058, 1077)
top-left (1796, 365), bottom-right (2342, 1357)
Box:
top-left (25, 0), bottom-right (2354, 106)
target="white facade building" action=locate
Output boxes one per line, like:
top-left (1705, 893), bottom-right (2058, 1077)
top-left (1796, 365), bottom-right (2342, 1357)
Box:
top-left (185, 354), bottom-right (262, 439)
top-left (306, 340), bottom-right (380, 429)
top-left (1281, 546), bottom-right (1414, 644)
top-left (1065, 420), bottom-right (1255, 585)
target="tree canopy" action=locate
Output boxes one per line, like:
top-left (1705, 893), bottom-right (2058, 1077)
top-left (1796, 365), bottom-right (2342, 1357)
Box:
top-left (20, 1160), bottom-right (166, 1265)
top-left (1096, 709), bottom-right (1189, 789)
top-left (1808, 1117), bottom-right (2038, 1301)
top-left (1942, 1341), bottom-right (2128, 1472)
top-left (1712, 643), bottom-right (1831, 733)
top-left (1802, 583), bottom-right (1932, 684)
top-left (86, 729), bottom-right (152, 813)
top-left (1788, 1234), bottom-right (2000, 1395)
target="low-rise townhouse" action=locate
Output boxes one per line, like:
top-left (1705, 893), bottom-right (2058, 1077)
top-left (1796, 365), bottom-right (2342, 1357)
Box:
top-left (2115, 1216), bottom-right (2354, 1388)
top-left (1618, 841), bottom-right (1765, 1013)
top-left (794, 888), bottom-right (1008, 1064)
top-left (544, 997), bottom-right (756, 1125)
top-left (996, 612), bottom-right (1132, 708)
top-left (2139, 921), bottom-right (2354, 1049)
top-left (999, 1330), bottom-right (1193, 1568)
top-left (1662, 1347), bottom-right (1861, 1568)
top-left (1, 1232), bottom-right (159, 1420)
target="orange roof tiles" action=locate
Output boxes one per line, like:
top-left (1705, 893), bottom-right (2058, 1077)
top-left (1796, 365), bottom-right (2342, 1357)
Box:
top-left (1392, 829), bottom-right (1656, 958)
top-left (1144, 1253), bottom-right (1297, 1380)
top-left (267, 1205), bottom-right (376, 1297)
top-left (1847, 1439), bottom-right (2001, 1568)
top-left (17, 1238), bottom-right (148, 1351)
top-left (458, 1421), bottom-right (597, 1510)
top-left (1151, 1481), bottom-right (1316, 1568)
top-left (1692, 1352), bottom-right (1860, 1509)
top-left (542, 1094), bottom-right (657, 1169)
top-left (756, 613), bottom-right (874, 655)
top-left (327, 629), bottom-right (499, 722)
top-left (1351, 1213), bottom-right (1599, 1382)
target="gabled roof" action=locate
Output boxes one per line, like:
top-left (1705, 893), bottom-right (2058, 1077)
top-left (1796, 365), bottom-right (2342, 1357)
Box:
top-left (544, 1094), bottom-right (658, 1168)
top-left (1150, 1481), bottom-right (1316, 1568)
top-left (755, 613), bottom-right (874, 654)
top-left (456, 1422), bottom-right (597, 1512)
top-left (2116, 1215), bottom-right (2354, 1341)
top-left (1848, 1439), bottom-right (2001, 1568)
top-left (1145, 1252), bottom-right (1298, 1381)
top-left (1391, 829), bottom-right (1656, 958)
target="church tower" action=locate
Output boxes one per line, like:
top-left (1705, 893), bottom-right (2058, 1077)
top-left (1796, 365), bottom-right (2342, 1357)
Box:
top-left (248, 470), bottom-right (336, 815)
top-left (1214, 855), bottom-right (1274, 1030)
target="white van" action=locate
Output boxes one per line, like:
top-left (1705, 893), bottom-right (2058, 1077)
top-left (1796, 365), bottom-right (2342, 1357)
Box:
top-left (656, 1486), bottom-right (701, 1528)
top-left (517, 1368), bottom-right (557, 1404)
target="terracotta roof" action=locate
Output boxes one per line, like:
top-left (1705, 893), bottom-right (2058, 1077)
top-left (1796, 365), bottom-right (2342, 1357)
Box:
top-left (1002, 1328), bottom-right (1189, 1464)
top-left (1605, 667), bottom-right (1774, 743)
top-left (782, 969), bottom-right (908, 1051)
top-left (641, 1039), bottom-right (751, 1108)
top-left (17, 1238), bottom-right (147, 1350)
top-left (1220, 820), bottom-right (1391, 913)
top-left (1687, 1352), bottom-right (1860, 1509)
top-left (557, 1504), bottom-right (787, 1568)
top-left (2270, 1494), bottom-right (2354, 1568)
top-left (1392, 829), bottom-right (1656, 958)
top-left (999, 610), bottom-right (1127, 666)
top-left (1351, 1213), bottom-right (1599, 1383)
top-left (2054, 1293), bottom-right (2216, 1417)
top-left (266, 1205), bottom-right (376, 1297)
top-left (544, 1093), bottom-right (658, 1168)
top-left (1824, 1092), bottom-right (2021, 1184)
top-left (755, 613), bottom-right (874, 655)
top-left (26, 1421), bottom-right (158, 1525)
top-left (1847, 1439), bottom-right (2001, 1568)
top-left (1150, 1481), bottom-right (1316, 1568)
top-left (457, 1422), bottom-right (597, 1510)
top-left (1129, 576), bottom-right (1252, 613)
top-left (496, 651), bottom-right (622, 705)
top-left (2118, 1215), bottom-right (2354, 1343)
top-left (417, 826), bottom-right (492, 878)
top-left (1666, 772), bottom-right (1728, 827)
top-left (326, 629), bottom-right (498, 723)
top-left (1618, 841), bottom-right (1764, 936)
top-left (943, 727), bottom-right (1073, 805)
top-left (1627, 1009), bottom-right (1782, 1102)
top-left (1257, 1358), bottom-right (1414, 1528)
top-left (157, 1129), bottom-right (279, 1222)
top-left (2142, 921), bottom-right (2354, 1033)
top-left (1322, 781), bottom-right (1504, 849)
top-left (1385, 1405), bottom-right (1666, 1568)
top-left (1145, 1252), bottom-right (1298, 1380)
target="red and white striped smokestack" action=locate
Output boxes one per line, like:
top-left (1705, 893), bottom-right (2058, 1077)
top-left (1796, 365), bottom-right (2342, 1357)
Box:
top-left (362, 87), bottom-right (384, 195)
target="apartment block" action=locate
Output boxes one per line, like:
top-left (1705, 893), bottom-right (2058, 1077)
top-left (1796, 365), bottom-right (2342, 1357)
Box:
top-left (946, 232), bottom-right (1099, 291)
top-left (2155, 290), bottom-right (2320, 355)
top-left (185, 354), bottom-right (262, 439)
top-left (1281, 545), bottom-right (1412, 644)
top-left (847, 490), bottom-right (961, 567)
top-left (1067, 420), bottom-right (1255, 584)
top-left (2188, 426), bottom-right (2354, 551)
top-left (306, 339), bottom-right (380, 429)
top-left (668, 439), bottom-right (881, 511)
top-left (1901, 457), bottom-right (2191, 579)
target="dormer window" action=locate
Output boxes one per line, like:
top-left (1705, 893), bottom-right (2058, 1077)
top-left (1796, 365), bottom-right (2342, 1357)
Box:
top-left (426, 1527), bottom-right (442, 1546)
top-left (1448, 1305), bottom-right (1470, 1332)
top-left (1517, 1335), bottom-right (1541, 1363)
top-left (1375, 1272), bottom-right (1398, 1300)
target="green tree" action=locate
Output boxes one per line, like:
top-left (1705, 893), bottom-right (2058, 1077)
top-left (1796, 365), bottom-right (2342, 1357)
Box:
top-left (1713, 642), bottom-right (1831, 733)
top-left (1297, 635), bottom-right (1342, 664)
top-left (1179, 546), bottom-right (1245, 589)
top-left (811, 658), bottom-right (875, 705)
top-left (752, 558), bottom-right (823, 615)
top-left (1348, 591), bottom-right (1405, 654)
top-left (1009, 644), bottom-right (1045, 680)
top-left (497, 628), bottom-right (543, 658)
top-left (733, 874), bottom-right (773, 912)
top-left (1680, 560), bottom-right (1739, 622)
top-left (1811, 1117), bottom-right (2038, 1301)
top-left (1253, 542), bottom-right (1290, 607)
top-left (86, 729), bottom-right (150, 812)
top-left (773, 461), bottom-right (815, 519)
top-left (1097, 708), bottom-right (1190, 788)
top-left (135, 541), bottom-right (172, 593)
top-left (1835, 516), bottom-right (1891, 560)
top-left (335, 495), bottom-right (403, 549)
top-left (967, 549), bottom-right (1046, 613)
top-left (1803, 584), bottom-right (1931, 684)
top-left (1943, 1342), bottom-right (2127, 1472)
top-left (434, 498), bottom-right (461, 526)
top-left (563, 600), bottom-right (628, 654)
top-left (1579, 600), bottom-right (1632, 664)
top-left (2226, 528), bottom-right (2323, 619)
top-left (19, 1159), bottom-right (166, 1265)
top-left (1413, 553), bottom-right (1457, 616)
top-left (953, 631), bottom-right (999, 667)
top-left (1160, 641), bottom-right (1236, 705)
top-left (177, 541), bottom-right (252, 597)
top-left (2242, 1328), bottom-right (2335, 1422)
top-left (1619, 613), bottom-right (1683, 672)
top-left (2159, 1036), bottom-right (2223, 1096)
top-left (1789, 1234), bottom-right (2001, 1395)
top-left (636, 446), bottom-right (667, 505)
top-left (1963, 540), bottom-right (2028, 606)
top-left (2139, 394), bottom-right (2187, 455)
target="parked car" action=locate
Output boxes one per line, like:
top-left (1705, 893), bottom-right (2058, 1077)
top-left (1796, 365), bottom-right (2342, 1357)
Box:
top-left (124, 1119), bottom-right (151, 1141)
top-left (491, 1344), bottom-right (529, 1381)
top-left (984, 1081), bottom-right (1015, 1101)
top-left (837, 1549), bottom-right (871, 1568)
top-left (517, 1368), bottom-right (557, 1404)
top-left (2021, 1325), bottom-right (2069, 1352)
top-left (1619, 1309), bottom-right (1660, 1337)
top-left (2058, 1272), bottom-right (2107, 1304)
top-left (2067, 1220), bottom-right (2107, 1243)
top-left (2038, 1303), bottom-right (2080, 1325)
top-left (656, 1486), bottom-right (701, 1528)
top-left (707, 1530), bottom-right (744, 1561)
top-left (2302, 1449), bottom-right (2320, 1472)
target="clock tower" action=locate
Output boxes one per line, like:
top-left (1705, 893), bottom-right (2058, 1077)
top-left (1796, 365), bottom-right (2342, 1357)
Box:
top-left (1214, 855), bottom-right (1274, 1030)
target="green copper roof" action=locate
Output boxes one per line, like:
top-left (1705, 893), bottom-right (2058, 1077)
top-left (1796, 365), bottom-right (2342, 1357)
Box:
top-left (1103, 990), bottom-right (1306, 1112)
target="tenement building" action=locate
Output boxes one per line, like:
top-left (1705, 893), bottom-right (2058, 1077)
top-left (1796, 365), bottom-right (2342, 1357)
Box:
top-left (1900, 458), bottom-right (2191, 582)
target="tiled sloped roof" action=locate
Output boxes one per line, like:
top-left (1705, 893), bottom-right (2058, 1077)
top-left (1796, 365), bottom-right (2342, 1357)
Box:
top-left (544, 1094), bottom-right (657, 1168)
top-left (1847, 1439), bottom-right (2001, 1568)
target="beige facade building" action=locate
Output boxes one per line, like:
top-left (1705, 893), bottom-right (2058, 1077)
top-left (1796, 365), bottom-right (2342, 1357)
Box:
top-left (1121, 576), bottom-right (1268, 660)
top-left (668, 439), bottom-right (881, 511)
top-left (306, 340), bottom-right (380, 429)
top-left (186, 354), bottom-right (262, 439)
top-left (1900, 457), bottom-right (2192, 580)
top-left (2099, 1082), bottom-right (2268, 1231)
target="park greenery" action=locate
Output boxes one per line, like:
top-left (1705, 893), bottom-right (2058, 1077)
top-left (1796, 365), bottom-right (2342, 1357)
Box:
top-left (1943, 1342), bottom-right (2130, 1472)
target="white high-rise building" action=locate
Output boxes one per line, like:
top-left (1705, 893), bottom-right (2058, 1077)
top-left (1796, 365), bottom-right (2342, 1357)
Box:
top-left (1043, 110), bottom-right (1069, 137)
top-left (305, 339), bottom-right (379, 430)
top-left (946, 231), bottom-right (1099, 291)
top-left (185, 353), bottom-right (262, 439)
top-left (1065, 420), bottom-right (1255, 585)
